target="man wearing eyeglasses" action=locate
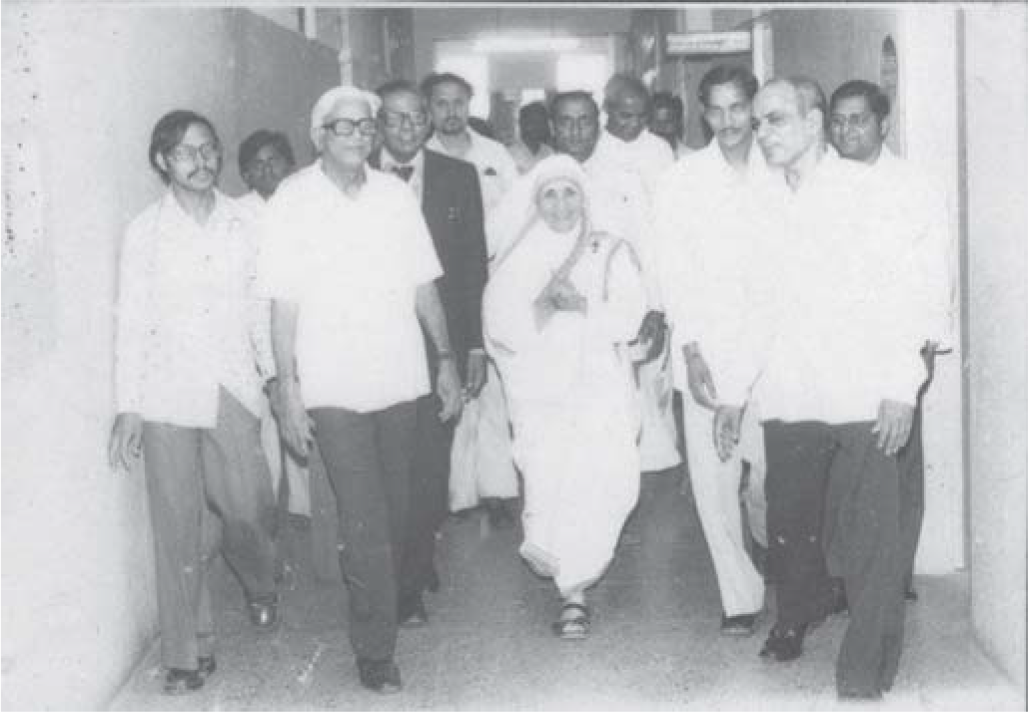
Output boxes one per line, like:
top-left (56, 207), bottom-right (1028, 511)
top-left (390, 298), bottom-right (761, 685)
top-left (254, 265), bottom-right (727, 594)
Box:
top-left (259, 85), bottom-right (461, 695)
top-left (108, 110), bottom-right (280, 695)
top-left (368, 79), bottom-right (489, 628)
top-left (829, 79), bottom-right (955, 605)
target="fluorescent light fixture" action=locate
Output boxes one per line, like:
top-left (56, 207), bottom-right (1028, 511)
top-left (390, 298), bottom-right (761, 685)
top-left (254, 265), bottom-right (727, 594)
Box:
top-left (473, 36), bottom-right (581, 53)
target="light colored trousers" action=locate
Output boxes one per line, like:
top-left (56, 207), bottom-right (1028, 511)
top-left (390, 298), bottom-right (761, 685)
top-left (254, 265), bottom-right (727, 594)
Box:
top-left (682, 393), bottom-right (764, 617)
top-left (142, 388), bottom-right (277, 670)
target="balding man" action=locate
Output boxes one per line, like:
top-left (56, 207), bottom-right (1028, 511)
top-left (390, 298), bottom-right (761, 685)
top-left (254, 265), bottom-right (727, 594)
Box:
top-left (259, 86), bottom-right (462, 694)
top-left (716, 76), bottom-right (939, 699)
top-left (574, 79), bottom-right (681, 474)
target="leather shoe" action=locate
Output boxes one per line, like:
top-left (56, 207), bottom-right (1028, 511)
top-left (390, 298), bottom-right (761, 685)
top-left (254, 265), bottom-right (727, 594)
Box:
top-left (720, 612), bottom-right (758, 636)
top-left (356, 658), bottom-right (402, 694)
top-left (247, 595), bottom-right (279, 630)
top-left (163, 668), bottom-right (204, 695)
top-left (759, 623), bottom-right (807, 662)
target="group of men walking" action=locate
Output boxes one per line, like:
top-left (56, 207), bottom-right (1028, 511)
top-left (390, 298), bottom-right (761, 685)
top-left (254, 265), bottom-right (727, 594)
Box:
top-left (109, 61), bottom-right (951, 701)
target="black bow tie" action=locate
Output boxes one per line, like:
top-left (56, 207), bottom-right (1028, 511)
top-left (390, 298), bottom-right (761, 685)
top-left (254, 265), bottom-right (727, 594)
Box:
top-left (391, 164), bottom-right (415, 182)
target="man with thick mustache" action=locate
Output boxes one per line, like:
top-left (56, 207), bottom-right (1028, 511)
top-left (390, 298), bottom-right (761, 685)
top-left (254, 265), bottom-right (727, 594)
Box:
top-left (654, 65), bottom-right (771, 638)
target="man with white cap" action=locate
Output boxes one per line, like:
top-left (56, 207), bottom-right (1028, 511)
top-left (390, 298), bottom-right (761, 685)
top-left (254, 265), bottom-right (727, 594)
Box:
top-left (259, 85), bottom-right (462, 694)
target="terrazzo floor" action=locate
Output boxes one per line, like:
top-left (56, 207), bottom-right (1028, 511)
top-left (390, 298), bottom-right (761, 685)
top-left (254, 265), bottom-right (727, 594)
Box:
top-left (111, 468), bottom-right (1024, 711)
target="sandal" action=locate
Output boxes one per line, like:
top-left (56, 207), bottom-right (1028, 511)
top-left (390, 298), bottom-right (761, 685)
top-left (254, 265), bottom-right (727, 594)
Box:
top-left (551, 602), bottom-right (591, 640)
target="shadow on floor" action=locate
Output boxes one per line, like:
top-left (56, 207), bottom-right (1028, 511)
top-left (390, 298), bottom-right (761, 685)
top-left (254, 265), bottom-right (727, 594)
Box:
top-left (111, 468), bottom-right (1023, 711)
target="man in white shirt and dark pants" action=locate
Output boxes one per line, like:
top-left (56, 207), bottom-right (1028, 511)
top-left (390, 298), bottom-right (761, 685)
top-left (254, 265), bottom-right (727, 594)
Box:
top-left (109, 110), bottom-right (279, 695)
top-left (829, 79), bottom-right (955, 604)
top-left (260, 86), bottom-right (461, 694)
top-left (654, 65), bottom-right (771, 637)
top-left (718, 77), bottom-right (944, 699)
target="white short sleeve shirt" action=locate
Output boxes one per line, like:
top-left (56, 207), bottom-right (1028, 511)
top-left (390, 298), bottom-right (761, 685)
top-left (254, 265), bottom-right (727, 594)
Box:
top-left (258, 164), bottom-right (443, 412)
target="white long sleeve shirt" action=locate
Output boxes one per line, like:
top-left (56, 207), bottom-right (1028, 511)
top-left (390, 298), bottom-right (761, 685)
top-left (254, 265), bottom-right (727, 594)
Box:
top-left (584, 131), bottom-right (674, 310)
top-left (114, 190), bottom-right (274, 428)
top-left (751, 149), bottom-right (932, 423)
top-left (854, 148), bottom-right (957, 350)
top-left (653, 140), bottom-right (779, 404)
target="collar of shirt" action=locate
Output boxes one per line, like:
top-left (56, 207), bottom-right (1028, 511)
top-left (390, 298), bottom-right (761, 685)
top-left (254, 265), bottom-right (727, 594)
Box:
top-left (155, 188), bottom-right (243, 238)
top-left (379, 148), bottom-right (424, 200)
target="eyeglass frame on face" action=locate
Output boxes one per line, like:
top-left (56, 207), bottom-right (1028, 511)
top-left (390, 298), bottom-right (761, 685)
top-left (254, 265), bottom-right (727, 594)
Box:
top-left (322, 117), bottom-right (378, 138)
top-left (380, 109), bottom-right (429, 129)
top-left (166, 142), bottom-right (221, 164)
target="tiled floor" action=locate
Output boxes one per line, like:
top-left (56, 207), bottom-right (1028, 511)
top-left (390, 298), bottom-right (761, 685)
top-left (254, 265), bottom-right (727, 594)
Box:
top-left (111, 468), bottom-right (1023, 711)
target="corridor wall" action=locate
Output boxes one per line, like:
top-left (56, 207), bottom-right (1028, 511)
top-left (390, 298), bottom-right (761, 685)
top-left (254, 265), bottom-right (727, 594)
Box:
top-left (1, 6), bottom-right (337, 708)
top-left (963, 4), bottom-right (1028, 693)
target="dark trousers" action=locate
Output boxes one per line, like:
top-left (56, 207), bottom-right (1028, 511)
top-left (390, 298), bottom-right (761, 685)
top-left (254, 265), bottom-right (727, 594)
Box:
top-left (310, 401), bottom-right (417, 662)
top-left (898, 402), bottom-right (925, 591)
top-left (765, 420), bottom-right (914, 695)
top-left (399, 394), bottom-right (453, 608)
top-left (142, 388), bottom-right (277, 671)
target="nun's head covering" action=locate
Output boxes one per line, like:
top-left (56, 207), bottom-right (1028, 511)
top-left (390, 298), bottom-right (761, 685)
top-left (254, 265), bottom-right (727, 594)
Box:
top-left (488, 154), bottom-right (594, 260)
top-left (310, 85), bottom-right (382, 132)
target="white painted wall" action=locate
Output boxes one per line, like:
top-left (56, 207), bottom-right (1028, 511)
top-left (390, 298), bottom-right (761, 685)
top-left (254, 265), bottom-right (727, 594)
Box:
top-left (963, 3), bottom-right (1028, 693)
top-left (0, 7), bottom-right (338, 707)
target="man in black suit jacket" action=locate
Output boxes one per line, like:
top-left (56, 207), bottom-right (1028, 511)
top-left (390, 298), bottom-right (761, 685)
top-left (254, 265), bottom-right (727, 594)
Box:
top-left (372, 79), bottom-right (489, 626)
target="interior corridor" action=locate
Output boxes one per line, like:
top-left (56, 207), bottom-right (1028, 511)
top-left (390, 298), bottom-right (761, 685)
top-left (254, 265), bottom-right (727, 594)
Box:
top-left (110, 470), bottom-right (1021, 711)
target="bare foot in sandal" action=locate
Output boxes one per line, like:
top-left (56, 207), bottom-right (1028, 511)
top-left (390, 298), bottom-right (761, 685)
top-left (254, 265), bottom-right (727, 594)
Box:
top-left (552, 601), bottom-right (591, 640)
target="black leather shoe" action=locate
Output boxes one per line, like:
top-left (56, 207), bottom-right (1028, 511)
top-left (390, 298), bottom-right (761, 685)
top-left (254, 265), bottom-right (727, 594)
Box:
top-left (356, 658), bottom-right (402, 694)
top-left (720, 613), bottom-right (758, 636)
top-left (759, 623), bottom-right (807, 662)
top-left (247, 594), bottom-right (279, 630)
top-left (163, 668), bottom-right (204, 695)
top-left (198, 655), bottom-right (216, 680)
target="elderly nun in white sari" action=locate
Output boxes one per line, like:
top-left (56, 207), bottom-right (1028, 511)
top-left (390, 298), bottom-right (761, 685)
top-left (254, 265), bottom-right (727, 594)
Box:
top-left (483, 155), bottom-right (648, 639)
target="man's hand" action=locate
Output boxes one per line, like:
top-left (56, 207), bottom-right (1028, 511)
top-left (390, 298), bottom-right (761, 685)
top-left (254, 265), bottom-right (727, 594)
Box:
top-left (713, 404), bottom-right (743, 462)
top-left (436, 358), bottom-right (463, 421)
top-left (685, 349), bottom-right (718, 410)
top-left (464, 350), bottom-right (487, 399)
top-left (108, 412), bottom-right (143, 470)
top-left (636, 310), bottom-right (666, 361)
top-left (872, 399), bottom-right (915, 457)
top-left (279, 379), bottom-right (315, 459)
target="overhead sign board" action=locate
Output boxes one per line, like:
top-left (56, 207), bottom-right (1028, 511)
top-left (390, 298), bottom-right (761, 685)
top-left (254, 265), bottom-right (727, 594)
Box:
top-left (666, 31), bottom-right (752, 56)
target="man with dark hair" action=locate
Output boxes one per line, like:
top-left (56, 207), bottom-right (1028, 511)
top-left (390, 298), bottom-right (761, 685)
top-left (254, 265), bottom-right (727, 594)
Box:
top-left (234, 129), bottom-right (310, 539)
top-left (238, 130), bottom-right (296, 203)
top-left (654, 64), bottom-right (770, 638)
top-left (591, 74), bottom-right (680, 474)
top-left (110, 109), bottom-right (279, 694)
top-left (829, 78), bottom-right (955, 604)
top-left (423, 70), bottom-right (521, 528)
top-left (711, 75), bottom-right (945, 698)
top-left (508, 100), bottom-right (554, 173)
top-left (649, 91), bottom-right (689, 159)
top-left (369, 78), bottom-right (489, 626)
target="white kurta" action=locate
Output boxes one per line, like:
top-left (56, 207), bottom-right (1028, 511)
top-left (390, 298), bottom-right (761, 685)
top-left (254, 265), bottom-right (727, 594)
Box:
top-left (585, 133), bottom-right (681, 472)
top-left (484, 224), bottom-right (647, 595)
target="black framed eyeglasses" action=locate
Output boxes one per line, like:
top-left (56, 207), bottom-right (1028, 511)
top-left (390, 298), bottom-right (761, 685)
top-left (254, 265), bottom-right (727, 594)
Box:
top-left (322, 117), bottom-right (377, 137)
